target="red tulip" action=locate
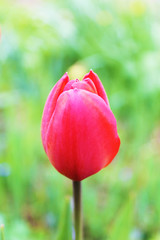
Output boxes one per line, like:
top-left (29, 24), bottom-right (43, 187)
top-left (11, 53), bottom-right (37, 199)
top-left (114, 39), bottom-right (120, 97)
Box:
top-left (41, 70), bottom-right (120, 181)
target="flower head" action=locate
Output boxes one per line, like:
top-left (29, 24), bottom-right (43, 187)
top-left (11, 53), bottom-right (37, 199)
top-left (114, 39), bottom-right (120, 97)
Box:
top-left (41, 70), bottom-right (120, 181)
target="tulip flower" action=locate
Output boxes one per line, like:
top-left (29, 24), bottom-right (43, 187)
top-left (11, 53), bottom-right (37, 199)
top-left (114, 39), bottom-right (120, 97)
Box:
top-left (41, 70), bottom-right (120, 181)
top-left (41, 70), bottom-right (120, 240)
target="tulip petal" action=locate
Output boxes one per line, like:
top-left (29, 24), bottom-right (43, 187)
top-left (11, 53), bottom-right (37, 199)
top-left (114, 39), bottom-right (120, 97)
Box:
top-left (83, 70), bottom-right (110, 106)
top-left (63, 79), bottom-right (78, 91)
top-left (63, 79), bottom-right (97, 94)
top-left (41, 73), bottom-right (69, 152)
top-left (45, 89), bottom-right (120, 181)
top-left (82, 78), bottom-right (98, 94)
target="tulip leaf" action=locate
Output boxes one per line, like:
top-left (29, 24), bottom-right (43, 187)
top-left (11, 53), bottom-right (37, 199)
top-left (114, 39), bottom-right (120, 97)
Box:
top-left (0, 224), bottom-right (5, 240)
top-left (56, 197), bottom-right (72, 240)
top-left (108, 196), bottom-right (134, 240)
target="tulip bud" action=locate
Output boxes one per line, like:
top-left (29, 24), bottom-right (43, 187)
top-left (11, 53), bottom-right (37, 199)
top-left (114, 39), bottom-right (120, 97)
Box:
top-left (41, 70), bottom-right (120, 181)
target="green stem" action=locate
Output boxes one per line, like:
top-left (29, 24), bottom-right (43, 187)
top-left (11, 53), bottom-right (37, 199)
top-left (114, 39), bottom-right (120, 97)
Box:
top-left (72, 181), bottom-right (82, 240)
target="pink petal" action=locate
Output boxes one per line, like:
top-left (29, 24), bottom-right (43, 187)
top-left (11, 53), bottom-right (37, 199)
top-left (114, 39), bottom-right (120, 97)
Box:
top-left (41, 73), bottom-right (69, 152)
top-left (82, 78), bottom-right (98, 94)
top-left (83, 70), bottom-right (110, 106)
top-left (45, 89), bottom-right (120, 181)
top-left (63, 79), bottom-right (78, 91)
top-left (63, 78), bottom-right (97, 94)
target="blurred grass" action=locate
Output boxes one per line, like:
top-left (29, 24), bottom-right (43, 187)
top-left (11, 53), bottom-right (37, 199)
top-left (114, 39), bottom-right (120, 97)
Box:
top-left (0, 0), bottom-right (160, 239)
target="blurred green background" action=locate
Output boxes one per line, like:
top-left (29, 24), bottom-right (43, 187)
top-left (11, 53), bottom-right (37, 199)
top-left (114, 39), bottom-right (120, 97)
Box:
top-left (0, 0), bottom-right (160, 239)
